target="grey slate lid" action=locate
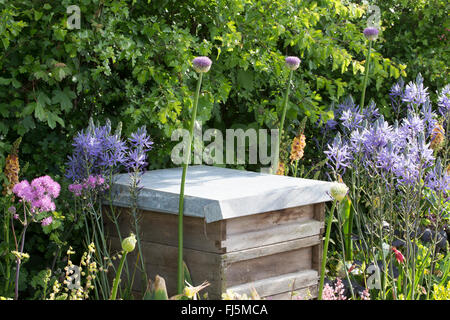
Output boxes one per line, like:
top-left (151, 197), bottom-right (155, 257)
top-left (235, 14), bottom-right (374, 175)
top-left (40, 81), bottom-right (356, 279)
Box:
top-left (109, 165), bottom-right (334, 223)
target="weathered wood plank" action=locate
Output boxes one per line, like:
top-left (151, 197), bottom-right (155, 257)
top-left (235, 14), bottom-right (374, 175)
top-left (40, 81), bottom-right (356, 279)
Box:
top-left (104, 207), bottom-right (226, 253)
top-left (227, 270), bottom-right (318, 299)
top-left (225, 205), bottom-right (315, 235)
top-left (108, 236), bottom-right (224, 298)
top-left (221, 219), bottom-right (322, 252)
top-left (223, 235), bottom-right (320, 264)
top-left (265, 285), bottom-right (318, 300)
top-left (223, 247), bottom-right (313, 287)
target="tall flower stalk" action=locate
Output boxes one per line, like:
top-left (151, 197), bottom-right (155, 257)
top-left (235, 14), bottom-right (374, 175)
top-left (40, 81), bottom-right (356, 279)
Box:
top-left (177, 56), bottom-right (212, 294)
top-left (110, 234), bottom-right (136, 300)
top-left (318, 182), bottom-right (348, 300)
top-left (360, 27), bottom-right (379, 111)
top-left (273, 56), bottom-right (300, 174)
top-left (11, 175), bottom-right (60, 299)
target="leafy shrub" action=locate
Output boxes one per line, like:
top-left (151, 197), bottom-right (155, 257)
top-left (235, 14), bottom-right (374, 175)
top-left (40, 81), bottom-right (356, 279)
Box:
top-left (376, 0), bottom-right (449, 94)
top-left (0, 0), bottom-right (407, 181)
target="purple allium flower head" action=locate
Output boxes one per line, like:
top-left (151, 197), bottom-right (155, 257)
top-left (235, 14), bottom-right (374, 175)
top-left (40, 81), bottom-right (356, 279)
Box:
top-left (285, 56), bottom-right (301, 70)
top-left (363, 27), bottom-right (379, 41)
top-left (41, 216), bottom-right (53, 227)
top-left (8, 206), bottom-right (16, 215)
top-left (192, 56), bottom-right (212, 73)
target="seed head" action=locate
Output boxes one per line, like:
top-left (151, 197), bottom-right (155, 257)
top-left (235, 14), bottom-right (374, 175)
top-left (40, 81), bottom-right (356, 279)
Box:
top-left (363, 27), bottom-right (379, 41)
top-left (285, 56), bottom-right (301, 70)
top-left (192, 56), bottom-right (212, 73)
top-left (330, 182), bottom-right (349, 201)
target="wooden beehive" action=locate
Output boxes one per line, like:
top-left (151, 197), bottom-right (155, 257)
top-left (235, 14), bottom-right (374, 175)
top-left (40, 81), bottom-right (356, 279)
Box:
top-left (105, 165), bottom-right (333, 299)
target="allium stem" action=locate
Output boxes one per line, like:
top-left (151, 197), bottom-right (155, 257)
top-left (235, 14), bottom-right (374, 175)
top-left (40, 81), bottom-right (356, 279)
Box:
top-left (273, 70), bottom-right (294, 174)
top-left (110, 251), bottom-right (127, 300)
top-left (360, 40), bottom-right (373, 111)
top-left (318, 200), bottom-right (337, 300)
top-left (14, 223), bottom-right (28, 300)
top-left (177, 72), bottom-right (203, 294)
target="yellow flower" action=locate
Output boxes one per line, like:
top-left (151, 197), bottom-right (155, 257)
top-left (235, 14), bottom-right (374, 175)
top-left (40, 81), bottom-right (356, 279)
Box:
top-left (183, 281), bottom-right (210, 300)
top-left (2, 154), bottom-right (20, 196)
top-left (430, 123), bottom-right (445, 150)
top-left (2, 138), bottom-right (21, 197)
top-left (276, 161), bottom-right (285, 175)
top-left (289, 133), bottom-right (306, 164)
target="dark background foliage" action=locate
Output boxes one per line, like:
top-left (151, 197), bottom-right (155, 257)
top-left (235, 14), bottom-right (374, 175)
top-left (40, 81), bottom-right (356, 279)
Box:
top-left (0, 0), bottom-right (420, 182)
top-left (0, 0), bottom-right (448, 300)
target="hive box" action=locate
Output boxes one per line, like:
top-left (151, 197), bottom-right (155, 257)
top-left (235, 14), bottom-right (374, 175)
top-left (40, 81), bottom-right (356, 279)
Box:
top-left (105, 165), bottom-right (333, 299)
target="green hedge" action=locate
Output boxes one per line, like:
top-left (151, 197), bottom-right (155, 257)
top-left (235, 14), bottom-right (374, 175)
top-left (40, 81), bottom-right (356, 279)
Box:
top-left (0, 0), bottom-right (413, 181)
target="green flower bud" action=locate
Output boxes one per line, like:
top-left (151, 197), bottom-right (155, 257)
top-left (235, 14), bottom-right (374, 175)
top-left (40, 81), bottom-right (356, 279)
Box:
top-left (121, 233), bottom-right (137, 253)
top-left (330, 182), bottom-right (349, 202)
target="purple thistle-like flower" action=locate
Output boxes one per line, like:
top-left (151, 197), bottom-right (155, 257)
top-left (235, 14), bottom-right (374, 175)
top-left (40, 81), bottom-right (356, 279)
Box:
top-left (340, 109), bottom-right (364, 132)
top-left (125, 149), bottom-right (147, 170)
top-left (324, 134), bottom-right (352, 174)
top-left (425, 159), bottom-right (450, 196)
top-left (437, 84), bottom-right (450, 117)
top-left (129, 126), bottom-right (153, 151)
top-left (376, 142), bottom-right (397, 172)
top-left (65, 122), bottom-right (128, 181)
top-left (420, 102), bottom-right (438, 137)
top-left (402, 81), bottom-right (429, 108)
top-left (364, 117), bottom-right (394, 153)
top-left (400, 113), bottom-right (425, 139)
top-left (363, 27), bottom-right (379, 41)
top-left (41, 216), bottom-right (53, 227)
top-left (285, 56), bottom-right (301, 70)
top-left (68, 183), bottom-right (83, 197)
top-left (192, 56), bottom-right (212, 73)
top-left (363, 101), bottom-right (380, 121)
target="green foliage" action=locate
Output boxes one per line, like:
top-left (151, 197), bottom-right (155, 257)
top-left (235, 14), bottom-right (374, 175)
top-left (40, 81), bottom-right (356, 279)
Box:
top-left (376, 0), bottom-right (449, 93)
top-left (0, 0), bottom-right (406, 180)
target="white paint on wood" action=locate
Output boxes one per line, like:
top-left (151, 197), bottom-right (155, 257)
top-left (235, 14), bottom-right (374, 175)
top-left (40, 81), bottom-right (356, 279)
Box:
top-left (109, 165), bottom-right (333, 222)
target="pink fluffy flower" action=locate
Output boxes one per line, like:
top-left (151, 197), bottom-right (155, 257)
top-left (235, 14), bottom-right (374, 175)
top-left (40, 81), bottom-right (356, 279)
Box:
top-left (41, 216), bottom-right (53, 226)
top-left (13, 176), bottom-right (60, 213)
top-left (322, 278), bottom-right (347, 300)
top-left (68, 183), bottom-right (83, 196)
top-left (33, 195), bottom-right (56, 213)
top-left (13, 180), bottom-right (32, 201)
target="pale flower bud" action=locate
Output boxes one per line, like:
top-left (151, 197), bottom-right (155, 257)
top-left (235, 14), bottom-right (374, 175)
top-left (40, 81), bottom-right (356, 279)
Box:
top-left (330, 182), bottom-right (349, 201)
top-left (121, 233), bottom-right (137, 253)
